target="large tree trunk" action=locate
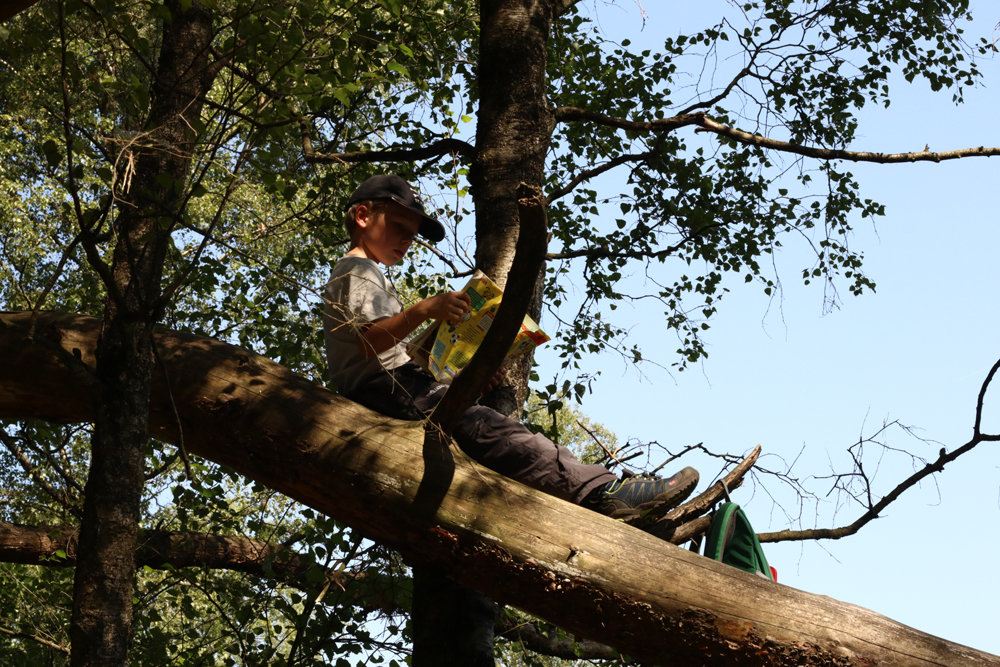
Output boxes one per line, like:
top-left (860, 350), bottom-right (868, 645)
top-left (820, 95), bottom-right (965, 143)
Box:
top-left (452, 0), bottom-right (559, 652)
top-left (2, 310), bottom-right (996, 667)
top-left (471, 0), bottom-right (554, 418)
top-left (69, 3), bottom-right (217, 665)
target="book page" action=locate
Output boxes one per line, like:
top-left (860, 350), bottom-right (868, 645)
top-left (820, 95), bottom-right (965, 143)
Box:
top-left (406, 271), bottom-right (550, 383)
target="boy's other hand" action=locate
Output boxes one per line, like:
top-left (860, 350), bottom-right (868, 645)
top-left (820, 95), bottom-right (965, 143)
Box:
top-left (424, 290), bottom-right (471, 324)
top-left (482, 367), bottom-right (506, 395)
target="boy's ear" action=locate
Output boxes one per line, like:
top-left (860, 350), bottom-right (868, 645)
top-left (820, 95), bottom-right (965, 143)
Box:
top-left (354, 204), bottom-right (370, 229)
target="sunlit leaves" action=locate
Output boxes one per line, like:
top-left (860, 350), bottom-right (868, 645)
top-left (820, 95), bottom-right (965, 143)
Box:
top-left (539, 0), bottom-right (977, 374)
top-left (0, 0), bottom-right (458, 664)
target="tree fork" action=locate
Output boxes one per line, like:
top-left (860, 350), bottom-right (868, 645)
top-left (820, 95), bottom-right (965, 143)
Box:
top-left (1, 311), bottom-right (997, 667)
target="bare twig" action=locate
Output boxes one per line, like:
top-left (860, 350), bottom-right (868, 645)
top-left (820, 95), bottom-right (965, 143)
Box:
top-left (758, 358), bottom-right (1000, 543)
top-left (644, 445), bottom-right (762, 542)
top-left (0, 622), bottom-right (69, 656)
top-left (0, 431), bottom-right (83, 520)
top-left (576, 419), bottom-right (621, 465)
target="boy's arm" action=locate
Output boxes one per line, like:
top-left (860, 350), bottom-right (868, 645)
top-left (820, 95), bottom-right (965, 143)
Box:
top-left (357, 290), bottom-right (471, 358)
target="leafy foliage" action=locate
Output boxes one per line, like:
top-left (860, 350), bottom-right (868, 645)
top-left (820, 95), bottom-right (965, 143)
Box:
top-left (0, 0), bottom-right (993, 663)
top-left (0, 0), bottom-right (466, 663)
top-left (541, 0), bottom-right (985, 374)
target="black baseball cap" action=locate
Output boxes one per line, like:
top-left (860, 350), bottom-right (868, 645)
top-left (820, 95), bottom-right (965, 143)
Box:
top-left (346, 174), bottom-right (446, 243)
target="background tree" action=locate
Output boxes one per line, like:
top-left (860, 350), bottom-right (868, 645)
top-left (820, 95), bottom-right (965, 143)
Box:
top-left (1, 0), bottom-right (472, 663)
top-left (1, 0), bottom-right (999, 664)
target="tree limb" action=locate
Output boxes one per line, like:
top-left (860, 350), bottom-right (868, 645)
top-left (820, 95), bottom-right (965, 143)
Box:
top-left (552, 107), bottom-right (706, 134)
top-left (0, 521), bottom-right (298, 574)
top-left (758, 358), bottom-right (1000, 543)
top-left (430, 183), bottom-right (549, 434)
top-left (552, 105), bottom-right (1000, 164)
top-left (546, 150), bottom-right (653, 203)
top-left (1, 311), bottom-right (997, 667)
top-left (300, 121), bottom-right (475, 165)
top-left (647, 445), bottom-right (761, 543)
top-left (0, 521), bottom-right (406, 616)
top-left (695, 115), bottom-right (1000, 163)
top-left (496, 610), bottom-right (620, 662)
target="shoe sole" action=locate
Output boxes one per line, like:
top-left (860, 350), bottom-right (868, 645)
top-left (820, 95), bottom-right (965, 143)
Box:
top-left (612, 467), bottom-right (699, 528)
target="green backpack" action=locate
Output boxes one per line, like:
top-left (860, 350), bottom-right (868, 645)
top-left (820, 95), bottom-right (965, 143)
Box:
top-left (703, 501), bottom-right (776, 582)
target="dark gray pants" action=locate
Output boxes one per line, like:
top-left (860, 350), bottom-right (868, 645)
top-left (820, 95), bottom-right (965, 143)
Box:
top-left (347, 363), bottom-right (615, 504)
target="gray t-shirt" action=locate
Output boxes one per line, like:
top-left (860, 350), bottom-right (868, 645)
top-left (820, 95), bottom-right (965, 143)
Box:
top-left (323, 256), bottom-right (412, 394)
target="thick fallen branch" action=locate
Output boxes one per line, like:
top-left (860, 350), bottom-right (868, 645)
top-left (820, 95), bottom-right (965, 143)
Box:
top-left (0, 521), bottom-right (405, 616)
top-left (0, 521), bottom-right (307, 578)
top-left (1, 311), bottom-right (997, 667)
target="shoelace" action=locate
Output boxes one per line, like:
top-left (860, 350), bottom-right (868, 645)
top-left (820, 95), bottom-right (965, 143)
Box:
top-left (620, 470), bottom-right (662, 482)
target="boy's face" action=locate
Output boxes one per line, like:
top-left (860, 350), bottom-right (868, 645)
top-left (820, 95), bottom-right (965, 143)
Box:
top-left (353, 202), bottom-right (422, 266)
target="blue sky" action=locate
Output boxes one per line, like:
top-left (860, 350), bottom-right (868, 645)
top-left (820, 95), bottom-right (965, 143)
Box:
top-left (525, 0), bottom-right (1000, 657)
top-left (347, 2), bottom-right (999, 662)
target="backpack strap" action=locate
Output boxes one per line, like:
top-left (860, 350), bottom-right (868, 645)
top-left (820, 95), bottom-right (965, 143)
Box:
top-left (704, 502), bottom-right (775, 581)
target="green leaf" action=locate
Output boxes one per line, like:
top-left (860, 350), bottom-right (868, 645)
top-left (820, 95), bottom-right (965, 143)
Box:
top-left (378, 0), bottom-right (402, 16)
top-left (386, 62), bottom-right (410, 78)
top-left (332, 87), bottom-right (350, 106)
top-left (42, 139), bottom-right (61, 167)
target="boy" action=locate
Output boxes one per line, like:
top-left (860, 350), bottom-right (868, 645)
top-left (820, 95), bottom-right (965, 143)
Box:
top-left (323, 174), bottom-right (698, 522)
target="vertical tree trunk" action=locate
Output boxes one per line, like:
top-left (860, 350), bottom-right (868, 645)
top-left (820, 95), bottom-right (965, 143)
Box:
top-left (410, 1), bottom-right (556, 665)
top-left (472, 0), bottom-right (553, 417)
top-left (69, 3), bottom-right (216, 665)
top-left (411, 567), bottom-right (498, 666)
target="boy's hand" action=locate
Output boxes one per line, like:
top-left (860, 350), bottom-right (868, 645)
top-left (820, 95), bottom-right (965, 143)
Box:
top-left (482, 367), bottom-right (506, 395)
top-left (422, 291), bottom-right (471, 324)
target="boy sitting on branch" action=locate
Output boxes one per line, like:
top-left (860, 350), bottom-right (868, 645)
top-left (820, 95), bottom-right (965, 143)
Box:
top-left (323, 174), bottom-right (699, 522)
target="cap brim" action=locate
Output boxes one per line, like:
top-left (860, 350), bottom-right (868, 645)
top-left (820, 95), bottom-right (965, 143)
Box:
top-left (388, 195), bottom-right (445, 242)
top-left (419, 218), bottom-right (446, 243)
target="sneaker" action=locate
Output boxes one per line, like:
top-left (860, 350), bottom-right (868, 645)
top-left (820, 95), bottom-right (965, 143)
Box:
top-left (584, 466), bottom-right (699, 525)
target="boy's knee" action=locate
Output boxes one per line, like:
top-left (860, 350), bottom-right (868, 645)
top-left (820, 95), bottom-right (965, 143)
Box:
top-left (452, 405), bottom-right (498, 449)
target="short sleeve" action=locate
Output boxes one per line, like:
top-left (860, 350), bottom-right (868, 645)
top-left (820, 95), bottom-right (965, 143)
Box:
top-left (325, 258), bottom-right (402, 334)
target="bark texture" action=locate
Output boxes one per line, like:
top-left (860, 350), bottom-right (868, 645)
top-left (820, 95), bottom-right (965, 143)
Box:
top-left (0, 522), bottom-right (306, 577)
top-left (2, 310), bottom-right (998, 667)
top-left (70, 3), bottom-right (217, 664)
top-left (471, 0), bottom-right (554, 418)
top-left (0, 521), bottom-right (403, 612)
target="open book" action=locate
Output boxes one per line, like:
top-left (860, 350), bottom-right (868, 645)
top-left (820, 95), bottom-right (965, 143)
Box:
top-left (406, 271), bottom-right (550, 383)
